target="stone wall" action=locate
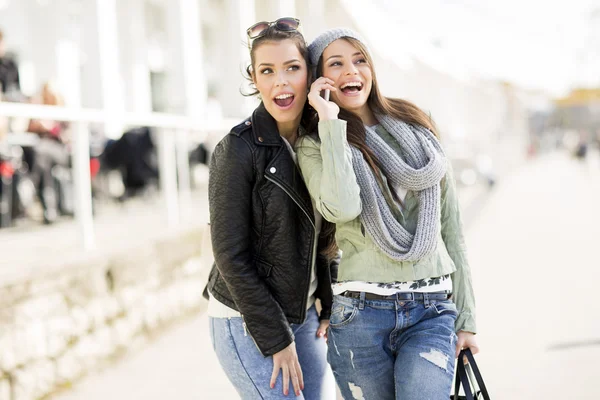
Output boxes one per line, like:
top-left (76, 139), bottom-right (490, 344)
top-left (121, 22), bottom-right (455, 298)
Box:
top-left (0, 227), bottom-right (210, 400)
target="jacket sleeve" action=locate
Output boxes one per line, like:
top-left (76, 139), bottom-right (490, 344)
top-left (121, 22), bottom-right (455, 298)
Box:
top-left (440, 162), bottom-right (477, 334)
top-left (209, 134), bottom-right (294, 356)
top-left (296, 120), bottom-right (362, 223)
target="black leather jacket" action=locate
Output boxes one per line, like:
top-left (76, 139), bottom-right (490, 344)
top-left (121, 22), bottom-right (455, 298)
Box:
top-left (205, 103), bottom-right (337, 357)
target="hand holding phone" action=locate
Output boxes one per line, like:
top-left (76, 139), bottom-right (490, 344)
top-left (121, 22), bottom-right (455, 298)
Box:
top-left (308, 77), bottom-right (339, 121)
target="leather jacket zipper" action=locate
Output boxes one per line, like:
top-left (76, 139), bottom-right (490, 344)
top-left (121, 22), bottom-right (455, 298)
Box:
top-left (264, 174), bottom-right (315, 321)
top-left (264, 175), bottom-right (315, 229)
top-left (241, 315), bottom-right (262, 352)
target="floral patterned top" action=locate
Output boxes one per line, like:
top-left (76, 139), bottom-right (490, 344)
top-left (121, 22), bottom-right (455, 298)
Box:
top-left (332, 275), bottom-right (452, 296)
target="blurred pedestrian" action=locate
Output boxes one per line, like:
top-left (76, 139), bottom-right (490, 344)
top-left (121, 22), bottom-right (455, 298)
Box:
top-left (0, 88), bottom-right (8, 141)
top-left (574, 131), bottom-right (589, 161)
top-left (100, 126), bottom-right (158, 200)
top-left (204, 18), bottom-right (336, 400)
top-left (25, 81), bottom-right (70, 223)
top-left (27, 81), bottom-right (68, 138)
top-left (297, 28), bottom-right (479, 400)
top-left (0, 28), bottom-right (23, 101)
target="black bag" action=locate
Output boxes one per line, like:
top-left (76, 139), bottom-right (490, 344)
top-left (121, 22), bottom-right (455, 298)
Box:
top-left (452, 348), bottom-right (490, 400)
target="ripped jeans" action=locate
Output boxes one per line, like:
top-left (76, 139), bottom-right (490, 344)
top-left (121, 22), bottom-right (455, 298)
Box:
top-left (327, 294), bottom-right (458, 400)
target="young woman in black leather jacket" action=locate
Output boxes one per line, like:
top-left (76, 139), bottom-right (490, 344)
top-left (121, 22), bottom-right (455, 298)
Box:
top-left (205, 19), bottom-right (337, 400)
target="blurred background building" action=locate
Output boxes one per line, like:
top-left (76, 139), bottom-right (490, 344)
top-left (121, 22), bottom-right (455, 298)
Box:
top-left (1, 0), bottom-right (598, 143)
top-left (1, 0), bottom-right (600, 399)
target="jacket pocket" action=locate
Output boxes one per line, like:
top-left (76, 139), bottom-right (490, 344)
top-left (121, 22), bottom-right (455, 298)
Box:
top-left (255, 258), bottom-right (273, 278)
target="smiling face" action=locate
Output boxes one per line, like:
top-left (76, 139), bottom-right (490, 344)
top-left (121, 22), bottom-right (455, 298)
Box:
top-left (321, 38), bottom-right (373, 120)
top-left (252, 39), bottom-right (308, 130)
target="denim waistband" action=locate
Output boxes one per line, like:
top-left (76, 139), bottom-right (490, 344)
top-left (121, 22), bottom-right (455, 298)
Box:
top-left (333, 292), bottom-right (451, 309)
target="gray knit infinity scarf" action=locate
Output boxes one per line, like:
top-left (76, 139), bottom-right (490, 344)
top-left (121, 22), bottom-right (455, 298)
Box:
top-left (350, 114), bottom-right (447, 261)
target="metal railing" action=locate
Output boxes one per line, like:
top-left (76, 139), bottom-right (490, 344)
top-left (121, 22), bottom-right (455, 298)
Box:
top-left (0, 101), bottom-right (237, 250)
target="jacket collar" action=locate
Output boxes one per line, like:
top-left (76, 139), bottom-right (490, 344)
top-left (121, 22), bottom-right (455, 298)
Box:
top-left (250, 102), bottom-right (284, 147)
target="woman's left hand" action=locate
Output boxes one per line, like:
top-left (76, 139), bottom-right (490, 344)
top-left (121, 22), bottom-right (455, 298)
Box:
top-left (316, 320), bottom-right (329, 340)
top-left (455, 331), bottom-right (479, 361)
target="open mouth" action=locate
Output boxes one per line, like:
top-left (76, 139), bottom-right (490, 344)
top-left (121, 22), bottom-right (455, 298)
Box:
top-left (273, 93), bottom-right (295, 108)
top-left (340, 81), bottom-right (363, 94)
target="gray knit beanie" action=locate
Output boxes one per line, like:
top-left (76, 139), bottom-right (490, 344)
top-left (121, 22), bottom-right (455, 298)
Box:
top-left (308, 28), bottom-right (368, 68)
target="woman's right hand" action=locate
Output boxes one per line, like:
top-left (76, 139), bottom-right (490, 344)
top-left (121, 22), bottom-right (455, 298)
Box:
top-left (271, 341), bottom-right (304, 397)
top-left (456, 331), bottom-right (479, 364)
top-left (308, 77), bottom-right (339, 121)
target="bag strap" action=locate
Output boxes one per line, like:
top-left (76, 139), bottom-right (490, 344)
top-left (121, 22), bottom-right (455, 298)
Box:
top-left (454, 361), bottom-right (462, 400)
top-left (462, 348), bottom-right (490, 399)
top-left (454, 349), bottom-right (491, 400)
top-left (456, 358), bottom-right (475, 400)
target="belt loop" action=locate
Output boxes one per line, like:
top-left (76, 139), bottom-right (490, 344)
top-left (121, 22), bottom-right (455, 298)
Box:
top-left (358, 291), bottom-right (366, 310)
top-left (423, 293), bottom-right (430, 308)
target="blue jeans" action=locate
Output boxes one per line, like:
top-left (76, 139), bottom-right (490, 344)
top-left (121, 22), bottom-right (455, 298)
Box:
top-left (209, 305), bottom-right (336, 399)
top-left (327, 294), bottom-right (458, 400)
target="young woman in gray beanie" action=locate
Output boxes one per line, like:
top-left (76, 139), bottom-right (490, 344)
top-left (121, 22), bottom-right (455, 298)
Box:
top-left (205, 19), bottom-right (337, 399)
top-left (296, 28), bottom-right (479, 399)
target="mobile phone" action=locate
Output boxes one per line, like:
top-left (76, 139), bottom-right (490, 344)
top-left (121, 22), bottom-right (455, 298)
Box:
top-left (322, 89), bottom-right (330, 102)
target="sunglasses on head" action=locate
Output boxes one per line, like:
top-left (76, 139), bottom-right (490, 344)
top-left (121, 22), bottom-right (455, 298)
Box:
top-left (246, 17), bottom-right (301, 43)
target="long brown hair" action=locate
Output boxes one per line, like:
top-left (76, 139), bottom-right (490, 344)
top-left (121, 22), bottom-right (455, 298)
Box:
top-left (306, 37), bottom-right (439, 260)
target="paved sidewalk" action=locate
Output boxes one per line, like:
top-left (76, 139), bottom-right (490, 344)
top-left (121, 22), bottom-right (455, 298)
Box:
top-left (51, 305), bottom-right (238, 400)
top-left (467, 149), bottom-right (600, 399)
